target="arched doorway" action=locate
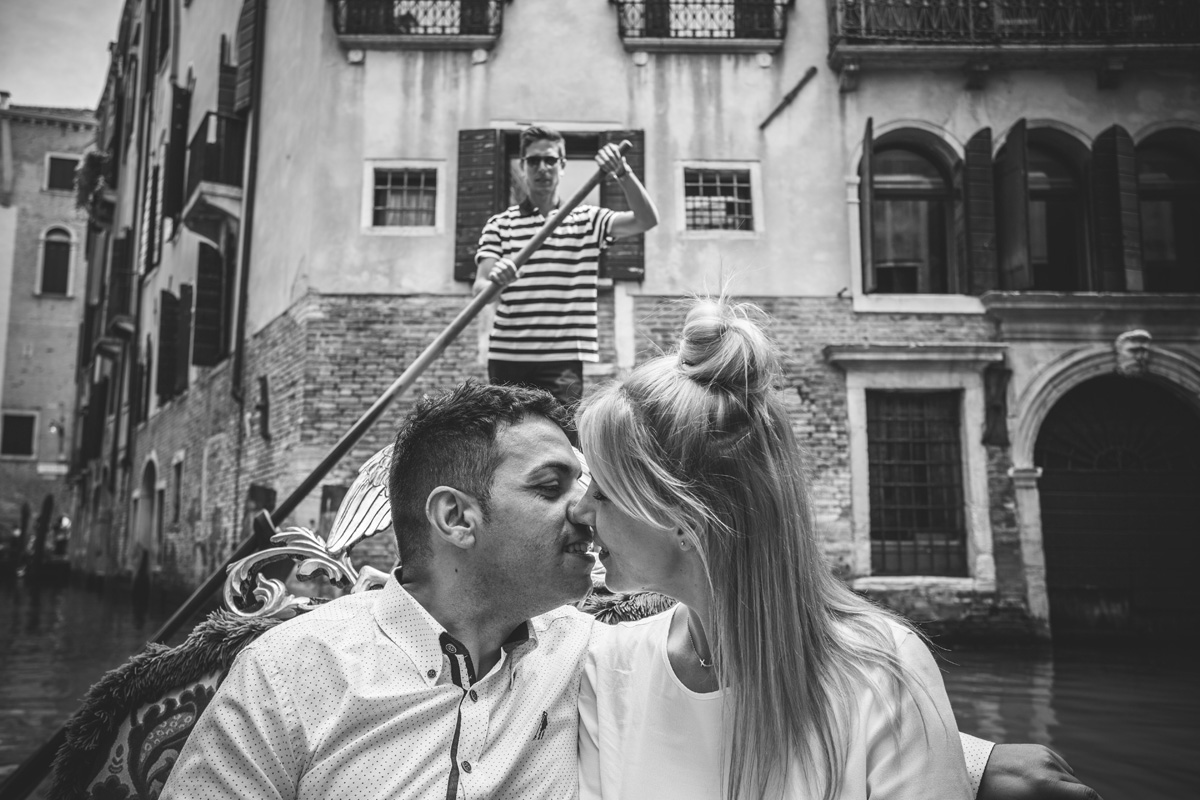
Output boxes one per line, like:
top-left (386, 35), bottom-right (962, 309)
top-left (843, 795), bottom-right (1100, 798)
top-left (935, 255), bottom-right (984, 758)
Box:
top-left (1035, 375), bottom-right (1200, 637)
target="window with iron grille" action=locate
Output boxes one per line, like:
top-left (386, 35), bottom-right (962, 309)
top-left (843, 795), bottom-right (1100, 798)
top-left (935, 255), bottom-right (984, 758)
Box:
top-left (372, 168), bottom-right (438, 227)
top-left (684, 168), bottom-right (754, 231)
top-left (867, 390), bottom-right (967, 576)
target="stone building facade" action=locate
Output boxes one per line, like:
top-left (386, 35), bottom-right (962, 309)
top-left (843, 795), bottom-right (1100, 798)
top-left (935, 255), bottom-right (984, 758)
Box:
top-left (0, 93), bottom-right (95, 561)
top-left (71, 0), bottom-right (1200, 639)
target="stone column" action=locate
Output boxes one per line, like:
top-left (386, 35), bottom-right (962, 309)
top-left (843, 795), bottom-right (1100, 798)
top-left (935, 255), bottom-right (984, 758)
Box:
top-left (1009, 465), bottom-right (1051, 638)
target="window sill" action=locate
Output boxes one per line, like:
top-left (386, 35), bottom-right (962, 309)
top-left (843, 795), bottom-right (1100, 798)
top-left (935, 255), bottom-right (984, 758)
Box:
top-left (34, 292), bottom-right (74, 300)
top-left (621, 37), bottom-right (784, 54)
top-left (42, 188), bottom-right (75, 196)
top-left (851, 575), bottom-right (995, 594)
top-left (679, 229), bottom-right (758, 240)
top-left (336, 33), bottom-right (499, 51)
top-left (0, 454), bottom-right (37, 461)
top-left (362, 225), bottom-right (442, 237)
top-left (853, 293), bottom-right (984, 315)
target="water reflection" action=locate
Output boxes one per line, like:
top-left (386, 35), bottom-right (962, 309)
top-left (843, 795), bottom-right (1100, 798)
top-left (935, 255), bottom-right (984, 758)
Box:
top-left (0, 577), bottom-right (174, 785)
top-left (942, 644), bottom-right (1200, 800)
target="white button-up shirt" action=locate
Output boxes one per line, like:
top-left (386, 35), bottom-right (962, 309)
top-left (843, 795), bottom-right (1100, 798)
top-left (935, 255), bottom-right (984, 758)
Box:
top-left (162, 574), bottom-right (595, 799)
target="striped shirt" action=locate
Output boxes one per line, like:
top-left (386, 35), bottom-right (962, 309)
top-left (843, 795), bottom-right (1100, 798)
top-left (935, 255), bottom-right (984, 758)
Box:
top-left (476, 199), bottom-right (616, 363)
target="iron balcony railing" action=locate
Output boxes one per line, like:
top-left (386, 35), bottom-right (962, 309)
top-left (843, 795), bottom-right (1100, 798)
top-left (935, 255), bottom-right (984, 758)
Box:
top-left (832, 0), bottom-right (1200, 46)
top-left (614, 0), bottom-right (791, 41)
top-left (333, 0), bottom-right (504, 37)
top-left (186, 112), bottom-right (246, 201)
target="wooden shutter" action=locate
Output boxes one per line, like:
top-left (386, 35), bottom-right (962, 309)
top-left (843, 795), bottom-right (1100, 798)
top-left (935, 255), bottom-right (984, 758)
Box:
top-left (157, 291), bottom-right (179, 399)
top-left (454, 129), bottom-right (505, 282)
top-left (964, 128), bottom-right (998, 294)
top-left (235, 0), bottom-right (258, 113)
top-left (859, 118), bottom-right (876, 293)
top-left (996, 119), bottom-right (1032, 290)
top-left (144, 166), bottom-right (160, 270)
top-left (218, 63), bottom-right (237, 115)
top-left (83, 378), bottom-right (109, 460)
top-left (129, 359), bottom-right (142, 425)
top-left (162, 84), bottom-right (191, 220)
top-left (599, 129), bottom-right (647, 282)
top-left (143, 338), bottom-right (154, 421)
top-left (1092, 125), bottom-right (1143, 291)
top-left (175, 283), bottom-right (193, 394)
top-left (193, 242), bottom-right (227, 366)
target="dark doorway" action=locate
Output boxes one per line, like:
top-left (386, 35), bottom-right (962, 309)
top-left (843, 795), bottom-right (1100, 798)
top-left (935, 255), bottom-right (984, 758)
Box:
top-left (1036, 375), bottom-right (1200, 638)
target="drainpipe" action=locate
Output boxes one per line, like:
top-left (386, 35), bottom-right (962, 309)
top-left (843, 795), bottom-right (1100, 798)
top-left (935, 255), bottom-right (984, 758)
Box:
top-left (231, 0), bottom-right (266, 405)
top-left (1, 91), bottom-right (13, 206)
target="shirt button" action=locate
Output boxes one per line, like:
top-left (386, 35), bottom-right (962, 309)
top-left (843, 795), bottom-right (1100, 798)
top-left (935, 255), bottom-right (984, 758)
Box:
top-left (445, 643), bottom-right (457, 654)
top-left (426, 669), bottom-right (436, 679)
top-left (469, 689), bottom-right (478, 702)
top-left (461, 760), bottom-right (472, 773)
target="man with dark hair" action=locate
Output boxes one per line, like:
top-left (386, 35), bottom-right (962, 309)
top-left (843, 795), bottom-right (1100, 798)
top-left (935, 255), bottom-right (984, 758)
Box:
top-left (165, 382), bottom-right (598, 798)
top-left (165, 382), bottom-right (1099, 800)
top-left (474, 126), bottom-right (659, 416)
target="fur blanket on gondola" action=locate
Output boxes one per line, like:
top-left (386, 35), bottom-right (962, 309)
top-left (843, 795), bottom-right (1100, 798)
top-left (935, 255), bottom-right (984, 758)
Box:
top-left (47, 591), bottom-right (674, 800)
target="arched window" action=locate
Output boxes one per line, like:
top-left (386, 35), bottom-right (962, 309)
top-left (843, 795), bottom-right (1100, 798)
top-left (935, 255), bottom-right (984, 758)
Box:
top-left (860, 124), bottom-right (970, 295)
top-left (1027, 144), bottom-right (1085, 291)
top-left (40, 228), bottom-right (72, 296)
top-left (871, 147), bottom-right (953, 293)
top-left (1138, 143), bottom-right (1200, 292)
top-left (994, 122), bottom-right (1091, 291)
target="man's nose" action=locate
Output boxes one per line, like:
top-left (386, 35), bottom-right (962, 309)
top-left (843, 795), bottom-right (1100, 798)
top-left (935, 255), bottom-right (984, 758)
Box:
top-left (568, 492), bottom-right (593, 528)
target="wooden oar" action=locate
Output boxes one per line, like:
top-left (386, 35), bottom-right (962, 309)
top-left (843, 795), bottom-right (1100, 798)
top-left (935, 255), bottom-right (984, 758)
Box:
top-left (0, 141), bottom-right (633, 800)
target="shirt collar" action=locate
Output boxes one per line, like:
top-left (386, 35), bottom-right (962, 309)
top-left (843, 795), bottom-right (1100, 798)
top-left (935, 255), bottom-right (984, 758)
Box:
top-left (518, 196), bottom-right (561, 218)
top-left (372, 569), bottom-right (537, 686)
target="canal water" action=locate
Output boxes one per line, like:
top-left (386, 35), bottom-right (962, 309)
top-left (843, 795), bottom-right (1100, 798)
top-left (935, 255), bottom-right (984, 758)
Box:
top-left (1, 579), bottom-right (1197, 797)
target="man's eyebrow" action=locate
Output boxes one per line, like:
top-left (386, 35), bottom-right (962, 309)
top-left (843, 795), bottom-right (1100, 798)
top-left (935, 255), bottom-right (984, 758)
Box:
top-left (525, 459), bottom-right (580, 480)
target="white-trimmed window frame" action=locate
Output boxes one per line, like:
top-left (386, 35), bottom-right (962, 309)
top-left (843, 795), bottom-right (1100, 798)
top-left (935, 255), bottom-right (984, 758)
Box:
top-left (43, 152), bottom-right (81, 193)
top-left (1, 410), bottom-right (39, 459)
top-left (827, 344), bottom-right (1006, 593)
top-left (676, 160), bottom-right (763, 240)
top-left (361, 159), bottom-right (446, 235)
top-left (37, 226), bottom-right (76, 298)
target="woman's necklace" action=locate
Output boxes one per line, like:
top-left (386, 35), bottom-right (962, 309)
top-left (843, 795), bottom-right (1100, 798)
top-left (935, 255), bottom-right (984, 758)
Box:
top-left (685, 615), bottom-right (713, 669)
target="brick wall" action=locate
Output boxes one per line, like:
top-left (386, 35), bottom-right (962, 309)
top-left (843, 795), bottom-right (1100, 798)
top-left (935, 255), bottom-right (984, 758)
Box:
top-left (630, 295), bottom-right (1036, 637)
top-left (104, 289), bottom-right (1037, 637)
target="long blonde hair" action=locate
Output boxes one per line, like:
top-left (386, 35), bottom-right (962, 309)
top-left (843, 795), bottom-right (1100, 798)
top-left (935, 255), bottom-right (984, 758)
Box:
top-left (578, 299), bottom-right (927, 800)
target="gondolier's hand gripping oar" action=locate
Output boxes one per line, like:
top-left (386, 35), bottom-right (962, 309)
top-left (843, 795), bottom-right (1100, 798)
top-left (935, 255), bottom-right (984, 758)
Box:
top-left (334, 139), bottom-right (636, 446)
top-left (480, 139), bottom-right (634, 298)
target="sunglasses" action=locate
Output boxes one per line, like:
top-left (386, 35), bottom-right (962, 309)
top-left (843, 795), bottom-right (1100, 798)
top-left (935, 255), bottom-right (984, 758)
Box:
top-left (522, 155), bottom-right (563, 168)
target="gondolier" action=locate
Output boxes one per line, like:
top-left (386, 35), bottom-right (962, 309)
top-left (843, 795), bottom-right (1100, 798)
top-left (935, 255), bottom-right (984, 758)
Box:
top-left (473, 126), bottom-right (659, 417)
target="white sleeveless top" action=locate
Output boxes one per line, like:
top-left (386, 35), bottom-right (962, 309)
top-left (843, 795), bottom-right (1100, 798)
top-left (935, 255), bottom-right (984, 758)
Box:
top-left (579, 607), bottom-right (973, 800)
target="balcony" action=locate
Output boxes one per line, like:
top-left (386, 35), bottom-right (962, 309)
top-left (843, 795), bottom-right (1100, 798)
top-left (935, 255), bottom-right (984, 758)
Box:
top-left (829, 0), bottom-right (1200, 86)
top-left (183, 112), bottom-right (246, 246)
top-left (332, 0), bottom-right (506, 50)
top-left (612, 0), bottom-right (793, 52)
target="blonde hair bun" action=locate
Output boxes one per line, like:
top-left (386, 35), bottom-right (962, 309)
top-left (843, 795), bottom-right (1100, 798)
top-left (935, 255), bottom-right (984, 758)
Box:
top-left (677, 299), bottom-right (781, 397)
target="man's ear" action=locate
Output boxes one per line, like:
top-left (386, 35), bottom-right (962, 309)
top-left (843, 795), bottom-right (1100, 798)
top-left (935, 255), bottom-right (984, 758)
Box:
top-left (425, 486), bottom-right (484, 550)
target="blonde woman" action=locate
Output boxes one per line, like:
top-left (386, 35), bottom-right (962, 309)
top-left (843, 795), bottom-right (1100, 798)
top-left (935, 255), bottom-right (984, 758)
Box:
top-left (573, 299), bottom-right (971, 800)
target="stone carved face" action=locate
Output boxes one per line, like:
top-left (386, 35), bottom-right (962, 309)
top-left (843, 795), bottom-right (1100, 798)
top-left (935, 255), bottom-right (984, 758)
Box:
top-left (1114, 330), bottom-right (1152, 377)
